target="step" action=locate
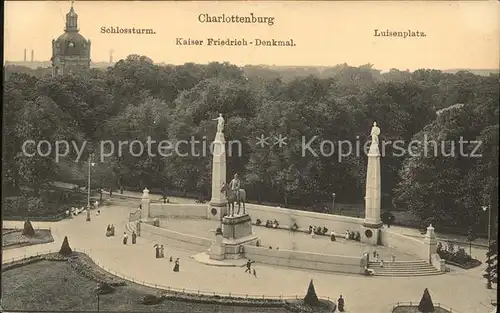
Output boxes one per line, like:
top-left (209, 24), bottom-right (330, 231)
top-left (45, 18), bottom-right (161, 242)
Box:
top-left (371, 268), bottom-right (438, 273)
top-left (374, 272), bottom-right (442, 277)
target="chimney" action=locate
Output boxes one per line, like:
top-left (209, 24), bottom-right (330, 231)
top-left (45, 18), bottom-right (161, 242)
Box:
top-left (24, 49), bottom-right (27, 62)
top-left (31, 50), bottom-right (34, 62)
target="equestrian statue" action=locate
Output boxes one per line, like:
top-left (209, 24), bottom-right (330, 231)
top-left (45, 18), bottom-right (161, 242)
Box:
top-left (221, 173), bottom-right (247, 217)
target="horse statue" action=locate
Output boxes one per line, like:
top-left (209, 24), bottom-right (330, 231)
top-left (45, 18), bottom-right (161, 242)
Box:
top-left (221, 183), bottom-right (246, 217)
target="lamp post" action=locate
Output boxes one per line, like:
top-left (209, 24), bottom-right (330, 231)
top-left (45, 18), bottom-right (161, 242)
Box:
top-left (87, 153), bottom-right (96, 210)
top-left (332, 193), bottom-right (336, 214)
top-left (482, 205), bottom-right (492, 289)
top-left (96, 284), bottom-right (101, 312)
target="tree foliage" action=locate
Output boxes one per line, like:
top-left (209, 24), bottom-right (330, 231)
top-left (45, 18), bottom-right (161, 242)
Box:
top-left (3, 58), bottom-right (498, 230)
top-left (418, 288), bottom-right (435, 312)
top-left (59, 236), bottom-right (73, 256)
top-left (303, 279), bottom-right (320, 306)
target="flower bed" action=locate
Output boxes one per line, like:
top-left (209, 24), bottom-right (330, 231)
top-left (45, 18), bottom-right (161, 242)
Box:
top-left (2, 229), bottom-right (54, 249)
top-left (436, 242), bottom-right (482, 269)
top-left (392, 305), bottom-right (452, 313)
top-left (284, 299), bottom-right (336, 313)
top-left (160, 292), bottom-right (285, 307)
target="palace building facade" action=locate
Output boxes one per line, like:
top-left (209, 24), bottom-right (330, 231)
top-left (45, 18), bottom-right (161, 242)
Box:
top-left (51, 3), bottom-right (91, 76)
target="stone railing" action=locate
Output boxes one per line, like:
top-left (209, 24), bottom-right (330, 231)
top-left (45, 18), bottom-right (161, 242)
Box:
top-left (128, 209), bottom-right (142, 222)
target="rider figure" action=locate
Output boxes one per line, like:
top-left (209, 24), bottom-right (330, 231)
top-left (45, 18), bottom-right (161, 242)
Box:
top-left (229, 174), bottom-right (241, 202)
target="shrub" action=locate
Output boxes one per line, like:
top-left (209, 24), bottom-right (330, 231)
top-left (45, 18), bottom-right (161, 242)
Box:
top-left (59, 236), bottom-right (73, 256)
top-left (418, 288), bottom-right (435, 312)
top-left (140, 295), bottom-right (163, 305)
top-left (22, 219), bottom-right (35, 237)
top-left (348, 231), bottom-right (356, 240)
top-left (321, 227), bottom-right (328, 235)
top-left (436, 242), bottom-right (443, 252)
top-left (26, 197), bottom-right (44, 215)
top-left (256, 219), bottom-right (262, 226)
top-left (96, 282), bottom-right (115, 295)
top-left (303, 279), bottom-right (320, 306)
top-left (381, 211), bottom-right (395, 226)
top-left (446, 242), bottom-right (455, 253)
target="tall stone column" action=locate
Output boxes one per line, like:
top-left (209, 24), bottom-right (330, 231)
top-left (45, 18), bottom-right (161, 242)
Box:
top-left (141, 188), bottom-right (151, 219)
top-left (361, 122), bottom-right (383, 245)
top-left (208, 131), bottom-right (227, 220)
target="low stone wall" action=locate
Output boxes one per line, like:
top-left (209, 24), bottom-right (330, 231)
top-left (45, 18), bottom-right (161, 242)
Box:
top-left (381, 229), bottom-right (428, 261)
top-left (243, 245), bottom-right (363, 274)
top-left (245, 204), bottom-right (364, 234)
top-left (430, 253), bottom-right (446, 272)
top-left (140, 223), bottom-right (213, 249)
top-left (149, 203), bottom-right (207, 219)
top-left (149, 202), bottom-right (364, 233)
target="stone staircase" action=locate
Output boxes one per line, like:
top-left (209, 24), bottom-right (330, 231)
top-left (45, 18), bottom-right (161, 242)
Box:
top-left (368, 260), bottom-right (442, 277)
top-left (124, 221), bottom-right (137, 233)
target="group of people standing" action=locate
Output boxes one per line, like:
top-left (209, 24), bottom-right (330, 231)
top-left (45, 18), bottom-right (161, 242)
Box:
top-left (153, 244), bottom-right (180, 272)
top-left (105, 224), bottom-right (116, 237)
top-left (122, 230), bottom-right (137, 245)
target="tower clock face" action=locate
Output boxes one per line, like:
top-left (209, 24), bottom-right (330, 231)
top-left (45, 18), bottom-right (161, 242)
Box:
top-left (69, 42), bottom-right (75, 47)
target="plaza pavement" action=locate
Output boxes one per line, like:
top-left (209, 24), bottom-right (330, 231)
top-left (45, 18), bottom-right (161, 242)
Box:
top-left (2, 200), bottom-right (497, 313)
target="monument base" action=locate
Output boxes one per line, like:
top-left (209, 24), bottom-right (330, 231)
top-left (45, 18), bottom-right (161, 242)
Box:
top-left (209, 214), bottom-right (259, 259)
top-left (222, 236), bottom-right (260, 259)
top-left (207, 202), bottom-right (228, 221)
top-left (222, 214), bottom-right (253, 239)
top-left (360, 224), bottom-right (382, 246)
top-left (208, 233), bottom-right (226, 261)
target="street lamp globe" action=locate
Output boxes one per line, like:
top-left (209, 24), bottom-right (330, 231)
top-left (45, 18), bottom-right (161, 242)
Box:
top-left (482, 206), bottom-right (488, 212)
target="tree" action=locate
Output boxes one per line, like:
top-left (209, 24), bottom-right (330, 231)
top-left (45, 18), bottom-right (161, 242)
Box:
top-left (303, 279), bottom-right (320, 306)
top-left (484, 240), bottom-right (498, 287)
top-left (22, 219), bottom-right (35, 237)
top-left (59, 236), bottom-right (73, 256)
top-left (418, 288), bottom-right (435, 312)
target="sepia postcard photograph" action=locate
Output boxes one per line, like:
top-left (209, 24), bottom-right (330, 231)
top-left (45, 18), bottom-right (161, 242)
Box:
top-left (2, 1), bottom-right (499, 313)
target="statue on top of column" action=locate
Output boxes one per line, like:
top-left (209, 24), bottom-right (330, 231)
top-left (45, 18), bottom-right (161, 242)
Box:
top-left (370, 121), bottom-right (380, 144)
top-left (213, 113), bottom-right (225, 133)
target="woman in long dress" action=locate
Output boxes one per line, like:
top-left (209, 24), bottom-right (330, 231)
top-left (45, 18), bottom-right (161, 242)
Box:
top-left (154, 244), bottom-right (160, 258)
top-left (132, 231), bottom-right (137, 244)
top-left (160, 245), bottom-right (164, 258)
top-left (173, 258), bottom-right (180, 272)
top-left (123, 232), bottom-right (128, 245)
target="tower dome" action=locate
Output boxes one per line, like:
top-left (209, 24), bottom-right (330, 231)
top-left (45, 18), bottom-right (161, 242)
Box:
top-left (51, 2), bottom-right (91, 76)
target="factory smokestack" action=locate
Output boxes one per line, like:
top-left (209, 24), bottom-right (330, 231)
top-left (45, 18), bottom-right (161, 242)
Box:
top-left (31, 50), bottom-right (34, 62)
top-left (24, 49), bottom-right (27, 62)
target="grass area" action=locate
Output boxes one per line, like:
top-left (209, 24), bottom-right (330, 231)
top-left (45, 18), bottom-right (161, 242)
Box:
top-left (392, 305), bottom-right (452, 313)
top-left (2, 229), bottom-right (54, 249)
top-left (1, 254), bottom-right (288, 313)
top-left (3, 189), bottom-right (88, 219)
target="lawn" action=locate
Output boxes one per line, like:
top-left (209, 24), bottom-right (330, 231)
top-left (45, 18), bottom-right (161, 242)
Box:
top-left (2, 228), bottom-right (54, 249)
top-left (1, 254), bottom-right (289, 313)
top-left (392, 305), bottom-right (452, 313)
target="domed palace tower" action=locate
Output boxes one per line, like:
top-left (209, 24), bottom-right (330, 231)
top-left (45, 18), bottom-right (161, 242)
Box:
top-left (51, 2), bottom-right (91, 76)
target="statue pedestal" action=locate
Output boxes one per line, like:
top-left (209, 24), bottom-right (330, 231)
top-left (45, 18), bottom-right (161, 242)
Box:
top-left (209, 234), bottom-right (225, 260)
top-left (360, 224), bottom-right (382, 245)
top-left (221, 214), bottom-right (259, 259)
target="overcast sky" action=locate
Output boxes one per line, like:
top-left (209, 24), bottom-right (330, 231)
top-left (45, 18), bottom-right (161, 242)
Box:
top-left (4, 1), bottom-right (499, 70)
